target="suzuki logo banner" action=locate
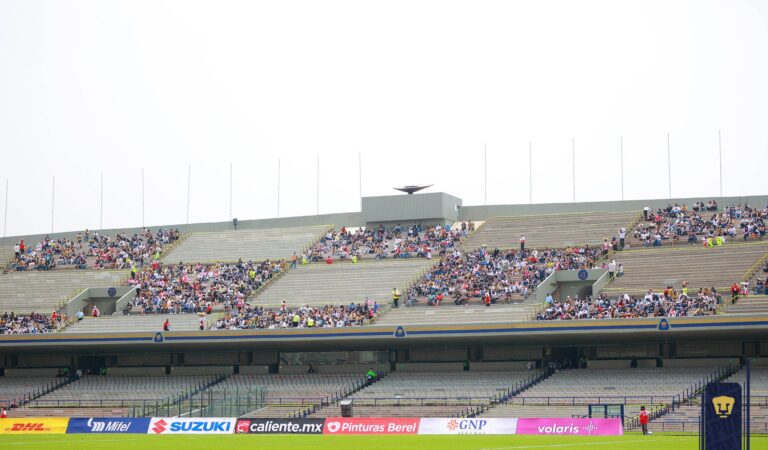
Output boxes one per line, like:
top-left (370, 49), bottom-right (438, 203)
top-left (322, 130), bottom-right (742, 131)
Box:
top-left (703, 382), bottom-right (742, 450)
top-left (148, 418), bottom-right (235, 434)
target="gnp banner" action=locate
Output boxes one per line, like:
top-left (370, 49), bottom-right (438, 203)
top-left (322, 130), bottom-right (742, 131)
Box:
top-left (323, 417), bottom-right (419, 435)
top-left (0, 418), bottom-right (70, 434)
top-left (148, 418), bottom-right (235, 434)
top-left (235, 418), bottom-right (325, 434)
top-left (418, 418), bottom-right (518, 435)
top-left (67, 417), bottom-right (150, 434)
top-left (516, 418), bottom-right (624, 436)
top-left (703, 382), bottom-right (742, 450)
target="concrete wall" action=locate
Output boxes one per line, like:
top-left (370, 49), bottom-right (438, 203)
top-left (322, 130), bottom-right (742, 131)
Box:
top-left (170, 366), bottom-right (234, 376)
top-left (108, 366), bottom-right (166, 376)
top-left (362, 192), bottom-right (462, 225)
top-left (396, 362), bottom-right (464, 372)
top-left (63, 287), bottom-right (136, 317)
top-left (662, 358), bottom-right (739, 368)
top-left (278, 363), bottom-right (388, 374)
top-left (535, 269), bottom-right (607, 303)
top-left (470, 361), bottom-right (530, 371)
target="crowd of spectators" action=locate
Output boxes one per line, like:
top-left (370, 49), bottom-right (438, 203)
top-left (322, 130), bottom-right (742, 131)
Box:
top-left (90, 228), bottom-right (179, 269)
top-left (209, 302), bottom-right (376, 330)
top-left (536, 288), bottom-right (721, 320)
top-left (408, 245), bottom-right (603, 306)
top-left (305, 223), bottom-right (471, 262)
top-left (126, 259), bottom-right (285, 314)
top-left (11, 228), bottom-right (179, 271)
top-left (0, 312), bottom-right (62, 334)
top-left (635, 201), bottom-right (766, 247)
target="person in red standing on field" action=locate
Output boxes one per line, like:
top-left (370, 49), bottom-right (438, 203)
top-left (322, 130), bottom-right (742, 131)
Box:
top-left (163, 318), bottom-right (170, 331)
top-left (639, 405), bottom-right (650, 435)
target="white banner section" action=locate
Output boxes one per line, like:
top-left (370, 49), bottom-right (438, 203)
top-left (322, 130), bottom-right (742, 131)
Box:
top-left (418, 418), bottom-right (518, 435)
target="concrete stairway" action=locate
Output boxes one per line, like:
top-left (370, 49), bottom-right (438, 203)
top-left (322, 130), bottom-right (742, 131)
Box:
top-left (0, 270), bottom-right (127, 314)
top-left (463, 211), bottom-right (638, 250)
top-left (62, 314), bottom-right (202, 333)
top-left (251, 260), bottom-right (432, 307)
top-left (374, 303), bottom-right (538, 326)
top-left (602, 241), bottom-right (768, 296)
top-left (725, 295), bottom-right (768, 314)
top-left (0, 246), bottom-right (13, 271)
top-left (162, 225), bottom-right (329, 263)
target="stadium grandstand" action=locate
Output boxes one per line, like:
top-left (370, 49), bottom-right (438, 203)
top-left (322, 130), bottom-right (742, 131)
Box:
top-left (0, 191), bottom-right (767, 437)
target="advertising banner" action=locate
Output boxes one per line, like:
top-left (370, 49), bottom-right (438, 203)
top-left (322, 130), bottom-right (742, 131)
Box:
top-left (418, 418), bottom-right (518, 435)
top-left (67, 417), bottom-right (150, 434)
top-left (0, 418), bottom-right (70, 434)
top-left (323, 417), bottom-right (419, 435)
top-left (148, 418), bottom-right (235, 435)
top-left (703, 382), bottom-right (742, 450)
top-left (516, 418), bottom-right (624, 436)
top-left (235, 418), bottom-right (325, 434)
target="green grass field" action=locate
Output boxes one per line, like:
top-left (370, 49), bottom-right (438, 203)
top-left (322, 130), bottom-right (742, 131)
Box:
top-left (2, 433), bottom-right (767, 449)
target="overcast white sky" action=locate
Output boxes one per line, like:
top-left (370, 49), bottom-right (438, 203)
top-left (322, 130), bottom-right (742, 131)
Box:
top-left (1, 0), bottom-right (767, 237)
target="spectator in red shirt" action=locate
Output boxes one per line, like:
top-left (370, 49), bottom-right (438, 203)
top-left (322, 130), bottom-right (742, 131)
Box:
top-left (639, 405), bottom-right (650, 435)
top-left (163, 319), bottom-right (170, 331)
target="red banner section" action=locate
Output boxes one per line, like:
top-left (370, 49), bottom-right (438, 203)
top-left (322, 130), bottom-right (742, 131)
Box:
top-left (322, 417), bottom-right (419, 435)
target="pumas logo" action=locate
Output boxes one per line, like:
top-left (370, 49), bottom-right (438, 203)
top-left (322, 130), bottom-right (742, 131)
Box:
top-left (326, 421), bottom-right (341, 433)
top-left (9, 423), bottom-right (48, 432)
top-left (151, 419), bottom-right (168, 434)
top-left (713, 395), bottom-right (736, 418)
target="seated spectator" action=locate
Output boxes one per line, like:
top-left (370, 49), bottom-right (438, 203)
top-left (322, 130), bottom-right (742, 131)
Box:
top-left (0, 311), bottom-right (60, 334)
top-left (209, 302), bottom-right (373, 330)
top-left (128, 259), bottom-right (286, 314)
top-left (535, 287), bottom-right (720, 320)
top-left (408, 245), bottom-right (600, 306)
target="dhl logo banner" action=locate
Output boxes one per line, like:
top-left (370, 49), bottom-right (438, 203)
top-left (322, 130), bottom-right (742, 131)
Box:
top-left (0, 418), bottom-right (70, 434)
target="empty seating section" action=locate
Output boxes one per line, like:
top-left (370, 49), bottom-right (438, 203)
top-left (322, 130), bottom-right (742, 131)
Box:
top-left (482, 405), bottom-right (588, 418)
top-left (342, 371), bottom-right (539, 417)
top-left (252, 260), bottom-right (431, 307)
top-left (727, 295), bottom-right (768, 314)
top-left (463, 211), bottom-right (638, 250)
top-left (0, 270), bottom-right (127, 314)
top-left (311, 405), bottom-right (469, 418)
top-left (517, 368), bottom-right (716, 406)
top-left (62, 314), bottom-right (203, 333)
top-left (31, 375), bottom-right (219, 408)
top-left (603, 242), bottom-right (768, 296)
top-left (226, 373), bottom-right (366, 417)
top-left (0, 377), bottom-right (62, 407)
top-left (374, 304), bottom-right (537, 326)
top-left (7, 407), bottom-right (129, 418)
top-left (162, 226), bottom-right (329, 263)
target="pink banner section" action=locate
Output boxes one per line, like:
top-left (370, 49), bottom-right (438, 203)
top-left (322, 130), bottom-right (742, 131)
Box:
top-left (516, 418), bottom-right (623, 436)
